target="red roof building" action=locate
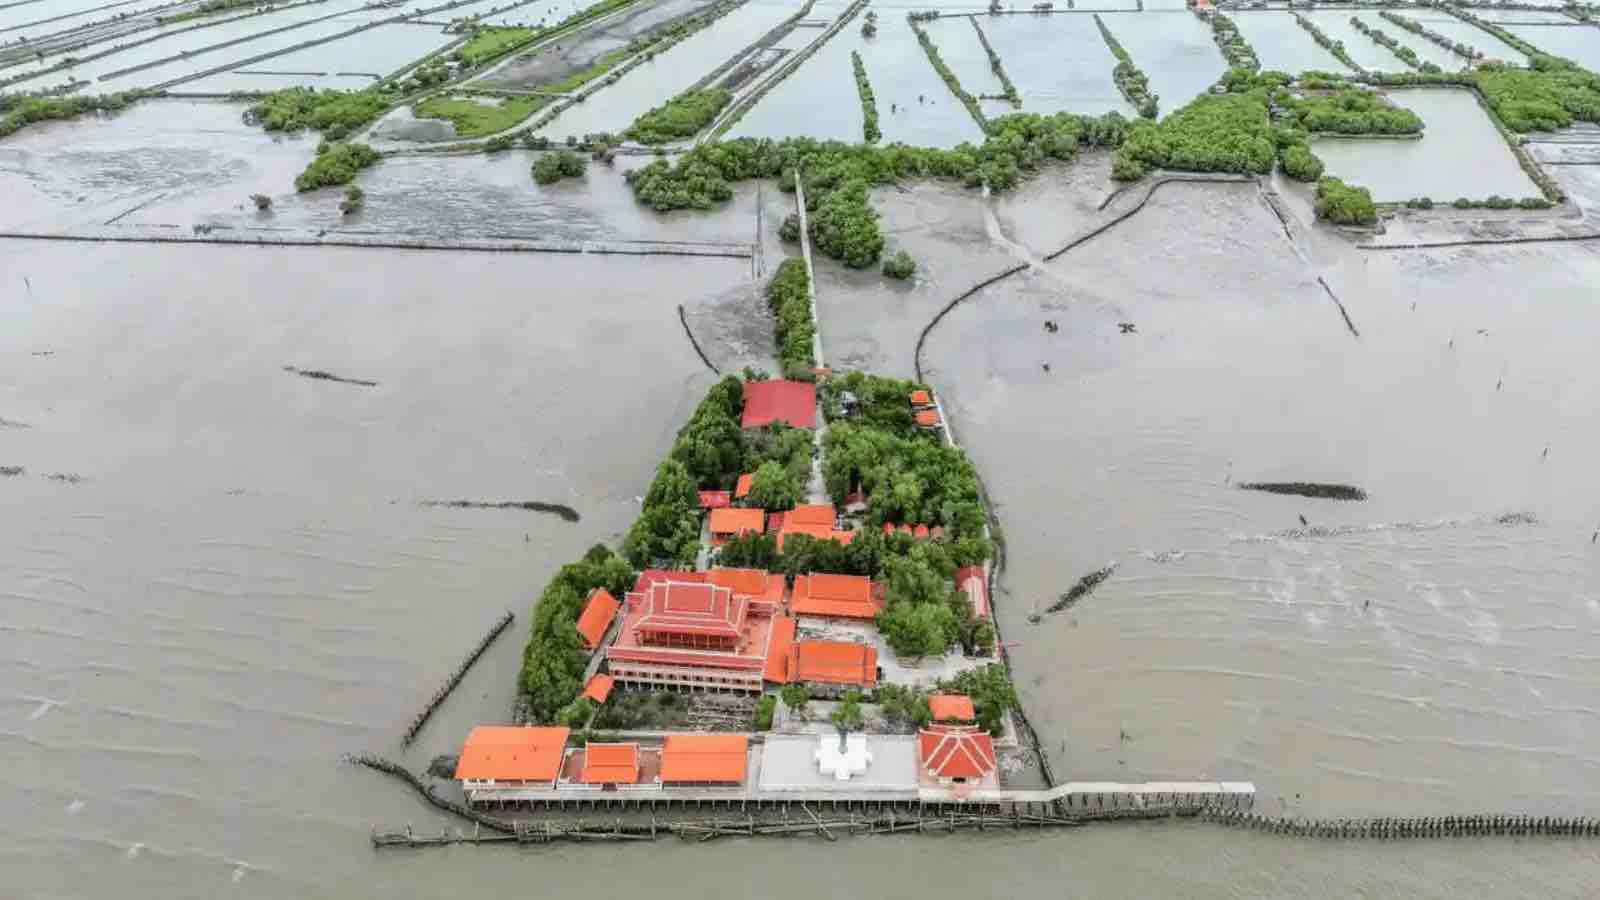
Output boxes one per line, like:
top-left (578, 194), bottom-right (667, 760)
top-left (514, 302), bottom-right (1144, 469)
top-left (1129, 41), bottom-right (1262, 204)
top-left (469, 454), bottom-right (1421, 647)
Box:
top-left (607, 580), bottom-right (788, 693)
top-left (698, 490), bottom-right (732, 509)
top-left (790, 573), bottom-right (882, 620)
top-left (909, 389), bottom-right (933, 408)
top-left (928, 693), bottom-right (976, 723)
top-left (763, 615), bottom-right (797, 682)
top-left (582, 673), bottom-right (615, 704)
top-left (580, 742), bottom-right (642, 785)
top-left (956, 565), bottom-right (989, 619)
top-left (709, 507), bottom-right (766, 544)
top-left (914, 408), bottom-right (942, 429)
top-left (633, 569), bottom-right (707, 595)
top-left (575, 588), bottom-right (621, 650)
top-left (789, 639), bottom-right (878, 688)
top-left (918, 725), bottom-right (997, 784)
top-left (707, 567), bottom-right (786, 608)
top-left (742, 380), bottom-right (817, 430)
top-left (454, 726), bottom-right (570, 786)
top-left (660, 734), bottom-right (748, 784)
top-left (734, 473), bottom-right (754, 499)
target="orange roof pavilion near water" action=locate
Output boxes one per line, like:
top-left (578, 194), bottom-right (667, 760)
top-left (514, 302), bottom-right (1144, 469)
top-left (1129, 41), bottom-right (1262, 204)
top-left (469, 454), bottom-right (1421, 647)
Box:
top-left (929, 693), bottom-right (976, 723)
top-left (660, 734), bottom-right (749, 784)
top-left (454, 726), bottom-right (570, 783)
top-left (576, 588), bottom-right (621, 650)
top-left (790, 573), bottom-right (882, 620)
top-left (918, 725), bottom-right (997, 781)
top-left (581, 742), bottom-right (642, 785)
top-left (790, 639), bottom-right (878, 688)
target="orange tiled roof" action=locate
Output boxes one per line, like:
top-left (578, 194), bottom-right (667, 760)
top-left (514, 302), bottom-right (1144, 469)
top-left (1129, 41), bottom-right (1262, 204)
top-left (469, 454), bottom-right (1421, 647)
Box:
top-left (763, 615), bottom-right (796, 683)
top-left (660, 734), bottom-right (748, 783)
top-left (709, 507), bottom-right (765, 536)
top-left (909, 389), bottom-right (932, 406)
top-left (698, 490), bottom-right (731, 509)
top-left (708, 567), bottom-right (785, 604)
top-left (929, 693), bottom-right (976, 722)
top-left (575, 588), bottom-right (620, 650)
top-left (633, 569), bottom-right (706, 594)
top-left (582, 673), bottom-right (615, 704)
top-left (790, 573), bottom-right (881, 619)
top-left (581, 742), bottom-right (641, 784)
top-left (918, 725), bottom-right (996, 780)
top-left (956, 565), bottom-right (989, 618)
top-left (454, 726), bottom-right (569, 782)
top-left (791, 639), bottom-right (877, 687)
top-left (786, 504), bottom-right (836, 527)
top-left (734, 473), bottom-right (754, 498)
top-left (915, 409), bottom-right (941, 427)
top-left (742, 380), bottom-right (817, 429)
top-left (633, 580), bottom-right (746, 641)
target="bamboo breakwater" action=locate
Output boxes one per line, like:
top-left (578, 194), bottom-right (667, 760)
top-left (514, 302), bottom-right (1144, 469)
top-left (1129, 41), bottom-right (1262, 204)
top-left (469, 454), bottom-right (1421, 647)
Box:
top-left (370, 806), bottom-right (1211, 848)
top-left (352, 754), bottom-right (520, 833)
top-left (400, 610), bottom-right (514, 747)
top-left (1200, 808), bottom-right (1600, 840)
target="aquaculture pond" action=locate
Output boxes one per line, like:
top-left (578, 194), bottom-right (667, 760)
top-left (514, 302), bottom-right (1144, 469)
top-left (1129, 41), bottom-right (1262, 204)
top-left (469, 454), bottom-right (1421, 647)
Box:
top-left (1311, 89), bottom-right (1540, 203)
top-left (182, 24), bottom-right (457, 93)
top-left (1403, 12), bottom-right (1534, 66)
top-left (860, 15), bottom-right (986, 148)
top-left (980, 13), bottom-right (1131, 117)
top-left (726, 14), bottom-right (863, 143)
top-left (1349, 11), bottom-right (1476, 71)
top-left (0, 0), bottom-right (169, 32)
top-left (1502, 21), bottom-right (1600, 71)
top-left (475, 0), bottom-right (580, 26)
top-left (537, 0), bottom-right (800, 140)
top-left (1097, 10), bottom-right (1224, 116)
top-left (1231, 10), bottom-right (1356, 74)
top-left (1297, 10), bottom-right (1420, 73)
top-left (918, 15), bottom-right (1007, 103)
top-left (476, 0), bottom-right (722, 90)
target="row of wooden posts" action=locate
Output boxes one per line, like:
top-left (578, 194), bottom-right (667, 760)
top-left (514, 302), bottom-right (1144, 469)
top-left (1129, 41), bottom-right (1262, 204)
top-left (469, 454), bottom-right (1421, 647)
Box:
top-left (400, 611), bottom-right (514, 747)
top-left (1200, 808), bottom-right (1600, 839)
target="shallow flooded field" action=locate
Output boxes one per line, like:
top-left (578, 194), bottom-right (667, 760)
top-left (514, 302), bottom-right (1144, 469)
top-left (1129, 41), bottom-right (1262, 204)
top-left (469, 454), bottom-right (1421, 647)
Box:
top-left (1348, 11), bottom-right (1470, 71)
top-left (727, 14), bottom-right (863, 142)
top-left (477, 0), bottom-right (719, 90)
top-left (537, 0), bottom-right (800, 140)
top-left (1298, 10), bottom-right (1417, 72)
top-left (182, 23), bottom-right (458, 93)
top-left (1098, 10), bottom-right (1223, 117)
top-left (919, 15), bottom-right (1007, 101)
top-left (860, 16), bottom-right (986, 148)
top-left (1232, 10), bottom-right (1354, 74)
top-left (981, 14), bottom-right (1131, 117)
top-left (1311, 89), bottom-right (1539, 203)
top-left (1503, 21), bottom-right (1600, 70)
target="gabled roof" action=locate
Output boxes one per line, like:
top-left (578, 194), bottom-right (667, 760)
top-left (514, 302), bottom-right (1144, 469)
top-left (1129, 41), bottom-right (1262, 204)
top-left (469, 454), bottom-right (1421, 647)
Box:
top-left (575, 588), bottom-right (620, 650)
top-left (928, 693), bottom-right (976, 723)
top-left (786, 504), bottom-right (836, 527)
top-left (956, 565), bottom-right (989, 619)
top-left (918, 725), bottom-right (996, 780)
top-left (709, 506), bottom-right (766, 536)
top-left (633, 580), bottom-right (746, 641)
top-left (634, 569), bottom-right (706, 595)
top-left (454, 726), bottom-right (570, 782)
top-left (915, 409), bottom-right (942, 428)
top-left (660, 734), bottom-right (748, 783)
top-left (734, 473), bottom-right (754, 498)
top-left (791, 639), bottom-right (877, 687)
top-left (698, 490), bottom-right (731, 509)
top-left (909, 389), bottom-right (933, 407)
top-left (742, 380), bottom-right (817, 430)
top-left (790, 573), bottom-right (881, 620)
top-left (582, 673), bottom-right (615, 704)
top-left (581, 742), bottom-right (641, 784)
top-left (707, 567), bottom-right (785, 605)
top-left (763, 615), bottom-right (797, 683)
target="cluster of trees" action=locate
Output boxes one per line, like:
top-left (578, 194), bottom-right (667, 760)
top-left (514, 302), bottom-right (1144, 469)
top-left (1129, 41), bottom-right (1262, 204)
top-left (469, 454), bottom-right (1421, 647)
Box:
top-left (0, 90), bottom-right (144, 139)
top-left (766, 258), bottom-right (816, 377)
top-left (1348, 17), bottom-right (1442, 74)
top-left (938, 663), bottom-right (1018, 735)
top-left (1113, 70), bottom-right (1286, 180)
top-left (1313, 175), bottom-right (1377, 226)
top-left (1476, 56), bottom-right (1600, 132)
top-left (969, 18), bottom-right (1020, 106)
top-left (1409, 194), bottom-right (1551, 210)
top-left (339, 183), bottom-right (364, 215)
top-left (819, 370), bottom-right (926, 433)
top-left (851, 51), bottom-right (880, 144)
top-left (1291, 12), bottom-right (1366, 75)
top-left (882, 249), bottom-right (916, 279)
top-left (1276, 86), bottom-right (1424, 135)
top-left (1277, 135), bottom-right (1324, 182)
top-left (861, 9), bottom-right (878, 38)
top-left (294, 141), bottom-right (380, 191)
top-left (1380, 10), bottom-right (1479, 61)
top-left (399, 60), bottom-right (451, 94)
top-left (625, 88), bottom-right (731, 145)
top-left (823, 423), bottom-right (991, 559)
top-left (1210, 12), bottom-right (1260, 73)
top-left (247, 87), bottom-right (389, 140)
top-left (875, 684), bottom-right (932, 728)
top-left (1095, 14), bottom-right (1158, 119)
top-left (624, 376), bottom-right (745, 566)
top-left (876, 542), bottom-right (990, 657)
top-left (519, 545), bottom-right (635, 723)
top-left (752, 694), bottom-right (777, 730)
top-left (532, 148), bottom-right (586, 184)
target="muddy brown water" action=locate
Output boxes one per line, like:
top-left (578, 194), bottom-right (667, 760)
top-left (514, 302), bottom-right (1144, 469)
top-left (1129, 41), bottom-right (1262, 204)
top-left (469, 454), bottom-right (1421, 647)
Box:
top-left (4, 98), bottom-right (1600, 899)
top-left (477, 0), bottom-right (724, 90)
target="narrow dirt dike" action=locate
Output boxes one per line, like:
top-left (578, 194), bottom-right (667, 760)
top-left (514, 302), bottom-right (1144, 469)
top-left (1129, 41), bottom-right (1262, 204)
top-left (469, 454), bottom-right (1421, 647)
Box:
top-left (283, 366), bottom-right (378, 387)
top-left (1030, 562), bottom-right (1117, 622)
top-left (1238, 481), bottom-right (1367, 501)
top-left (420, 500), bottom-right (580, 522)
